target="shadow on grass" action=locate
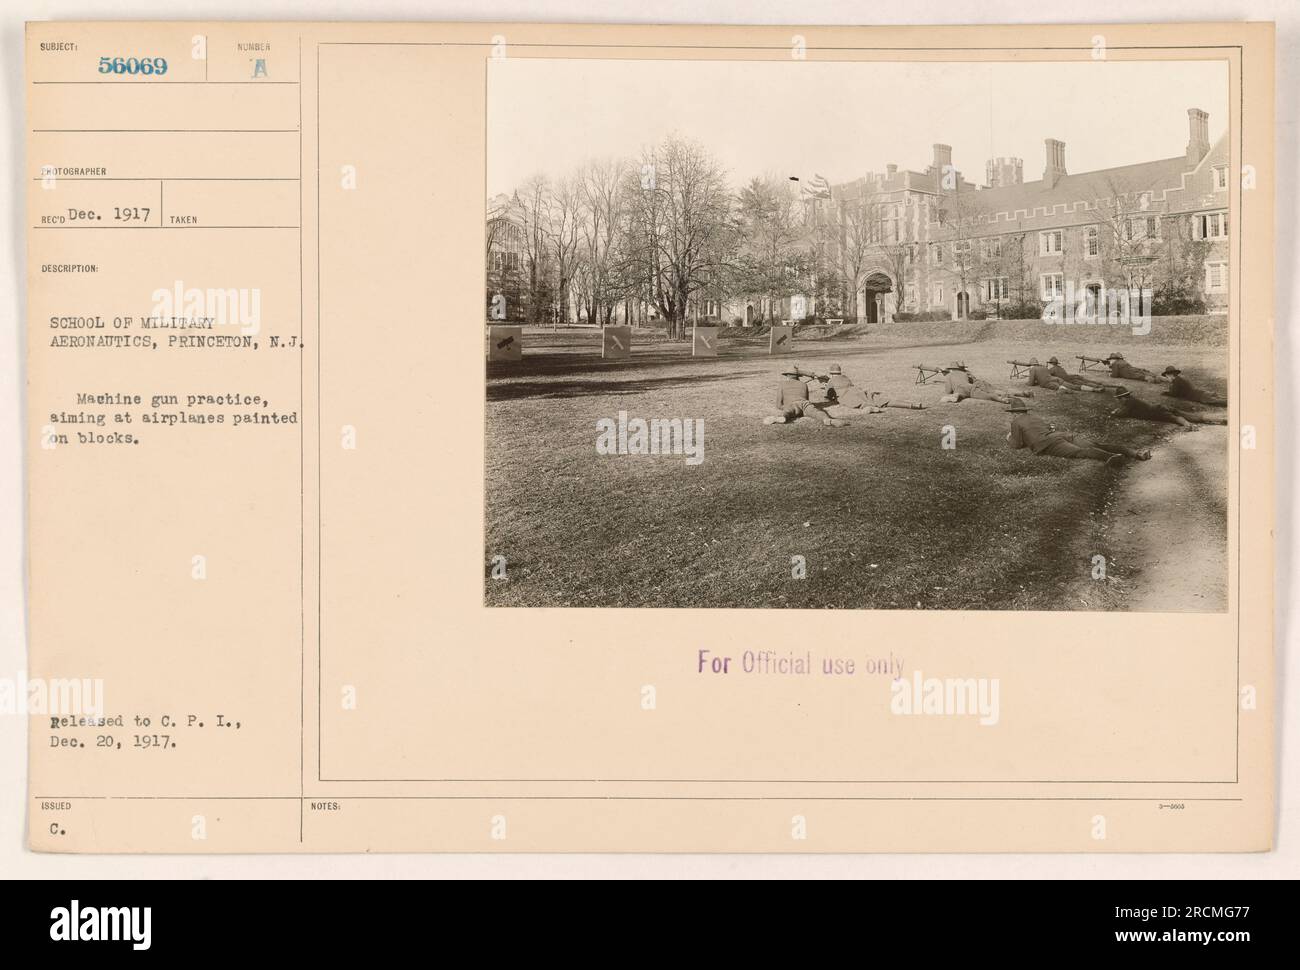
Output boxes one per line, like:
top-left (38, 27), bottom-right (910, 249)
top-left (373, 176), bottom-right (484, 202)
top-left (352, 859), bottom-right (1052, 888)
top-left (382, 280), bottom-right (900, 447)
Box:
top-left (485, 338), bottom-right (1002, 386)
top-left (487, 369), bottom-right (772, 402)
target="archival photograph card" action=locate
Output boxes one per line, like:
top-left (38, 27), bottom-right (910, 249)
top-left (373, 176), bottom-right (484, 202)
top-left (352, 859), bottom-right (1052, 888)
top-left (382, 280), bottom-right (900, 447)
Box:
top-left (24, 20), bottom-right (1274, 852)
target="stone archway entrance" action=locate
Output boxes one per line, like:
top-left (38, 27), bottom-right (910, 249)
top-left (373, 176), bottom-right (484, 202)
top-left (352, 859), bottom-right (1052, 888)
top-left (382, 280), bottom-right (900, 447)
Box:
top-left (744, 304), bottom-right (754, 326)
top-left (862, 272), bottom-right (893, 324)
top-left (956, 291), bottom-right (971, 320)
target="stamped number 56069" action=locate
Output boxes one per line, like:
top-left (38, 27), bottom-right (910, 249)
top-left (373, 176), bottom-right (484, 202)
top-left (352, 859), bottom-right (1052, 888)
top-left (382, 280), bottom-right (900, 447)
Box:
top-left (97, 56), bottom-right (168, 76)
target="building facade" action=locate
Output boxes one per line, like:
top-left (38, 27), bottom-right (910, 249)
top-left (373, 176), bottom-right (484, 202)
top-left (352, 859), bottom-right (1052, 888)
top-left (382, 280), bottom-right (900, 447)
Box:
top-left (768, 106), bottom-right (1230, 324)
top-left (489, 108), bottom-right (1229, 329)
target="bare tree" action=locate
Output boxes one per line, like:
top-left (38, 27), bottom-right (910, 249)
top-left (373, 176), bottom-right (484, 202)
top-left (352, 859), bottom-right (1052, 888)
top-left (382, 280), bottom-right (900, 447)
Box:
top-left (1094, 176), bottom-right (1169, 318)
top-left (834, 188), bottom-right (883, 322)
top-left (1003, 231), bottom-right (1033, 310)
top-left (835, 187), bottom-right (914, 319)
top-left (517, 174), bottom-right (554, 325)
top-left (932, 188), bottom-right (984, 319)
top-left (576, 158), bottom-right (631, 326)
top-left (547, 174), bottom-right (583, 327)
top-left (623, 135), bottom-right (739, 339)
top-left (736, 175), bottom-right (807, 325)
top-left (1152, 213), bottom-right (1210, 314)
top-left (878, 241), bottom-right (916, 317)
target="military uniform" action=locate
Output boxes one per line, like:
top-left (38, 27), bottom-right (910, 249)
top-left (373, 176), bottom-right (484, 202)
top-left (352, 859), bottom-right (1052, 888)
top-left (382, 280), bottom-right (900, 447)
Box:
top-left (827, 371), bottom-right (884, 411)
top-left (945, 368), bottom-right (1025, 402)
top-left (775, 375), bottom-right (820, 420)
top-left (1112, 392), bottom-right (1226, 427)
top-left (1007, 413), bottom-right (1143, 462)
top-left (828, 373), bottom-right (869, 409)
top-left (1108, 357), bottom-right (1160, 382)
top-left (1047, 361), bottom-right (1109, 390)
top-left (1025, 364), bottom-right (1074, 391)
top-left (943, 369), bottom-right (976, 400)
top-left (765, 369), bottom-right (848, 426)
top-left (1166, 374), bottom-right (1227, 407)
top-left (807, 378), bottom-right (836, 406)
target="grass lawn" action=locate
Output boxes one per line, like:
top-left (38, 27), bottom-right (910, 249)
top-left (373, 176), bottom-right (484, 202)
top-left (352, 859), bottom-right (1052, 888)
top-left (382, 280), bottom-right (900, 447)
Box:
top-left (485, 322), bottom-right (1227, 610)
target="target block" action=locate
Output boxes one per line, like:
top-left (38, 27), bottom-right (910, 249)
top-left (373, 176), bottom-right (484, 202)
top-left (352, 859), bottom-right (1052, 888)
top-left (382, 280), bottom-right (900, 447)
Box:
top-left (692, 326), bottom-right (719, 357)
top-left (769, 325), bottom-right (793, 354)
top-left (487, 326), bottom-right (522, 362)
top-left (602, 325), bottom-right (632, 359)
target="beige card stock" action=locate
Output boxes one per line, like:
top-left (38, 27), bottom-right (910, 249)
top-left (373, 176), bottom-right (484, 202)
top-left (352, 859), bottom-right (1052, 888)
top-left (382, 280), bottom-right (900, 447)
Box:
top-left (25, 21), bottom-right (1274, 852)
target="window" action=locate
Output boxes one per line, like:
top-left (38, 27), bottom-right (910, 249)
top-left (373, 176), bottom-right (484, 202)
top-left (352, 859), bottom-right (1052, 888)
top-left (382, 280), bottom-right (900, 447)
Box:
top-left (880, 206), bottom-right (899, 244)
top-left (905, 283), bottom-right (918, 308)
top-left (982, 277), bottom-right (1008, 301)
top-left (1205, 261), bottom-right (1228, 293)
top-left (1040, 273), bottom-right (1064, 300)
top-left (953, 239), bottom-right (972, 260)
top-left (1084, 282), bottom-right (1103, 316)
top-left (931, 283), bottom-right (944, 305)
top-left (981, 236), bottom-right (1002, 259)
top-left (883, 201), bottom-right (904, 240)
top-left (1039, 230), bottom-right (1063, 255)
top-left (1213, 166), bottom-right (1228, 191)
top-left (1194, 211), bottom-right (1228, 240)
top-left (931, 242), bottom-right (944, 266)
top-left (1084, 226), bottom-right (1099, 258)
top-left (1125, 216), bottom-right (1160, 241)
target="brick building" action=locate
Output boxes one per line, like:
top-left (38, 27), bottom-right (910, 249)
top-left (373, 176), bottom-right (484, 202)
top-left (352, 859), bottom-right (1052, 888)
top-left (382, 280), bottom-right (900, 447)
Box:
top-left (486, 192), bottom-right (527, 322)
top-left (799, 106), bottom-right (1229, 324)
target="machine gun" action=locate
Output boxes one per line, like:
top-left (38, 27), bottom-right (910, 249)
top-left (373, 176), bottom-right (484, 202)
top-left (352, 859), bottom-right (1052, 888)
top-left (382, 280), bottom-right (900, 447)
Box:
top-left (1077, 354), bottom-right (1110, 373)
top-left (914, 363), bottom-right (945, 385)
top-left (1007, 359), bottom-right (1034, 379)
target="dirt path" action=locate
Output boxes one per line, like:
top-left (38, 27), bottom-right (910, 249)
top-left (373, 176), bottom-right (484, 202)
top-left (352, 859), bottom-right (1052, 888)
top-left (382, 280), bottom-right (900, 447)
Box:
top-left (1096, 427), bottom-right (1229, 611)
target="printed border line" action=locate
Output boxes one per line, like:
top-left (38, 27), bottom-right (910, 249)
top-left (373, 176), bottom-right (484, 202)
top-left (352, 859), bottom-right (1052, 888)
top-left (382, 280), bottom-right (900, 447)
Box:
top-left (34, 794), bottom-right (1244, 802)
top-left (319, 42), bottom-right (1241, 51)
top-left (299, 34), bottom-right (306, 845)
top-left (311, 41), bottom-right (1245, 790)
top-left (31, 80), bottom-right (299, 84)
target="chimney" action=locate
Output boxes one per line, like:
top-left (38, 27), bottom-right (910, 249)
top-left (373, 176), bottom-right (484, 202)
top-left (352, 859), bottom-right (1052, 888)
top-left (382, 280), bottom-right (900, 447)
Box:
top-left (886, 163), bottom-right (898, 178)
top-left (1043, 138), bottom-right (1066, 187)
top-left (985, 156), bottom-right (1023, 188)
top-left (931, 144), bottom-right (952, 174)
top-left (1186, 108), bottom-right (1210, 164)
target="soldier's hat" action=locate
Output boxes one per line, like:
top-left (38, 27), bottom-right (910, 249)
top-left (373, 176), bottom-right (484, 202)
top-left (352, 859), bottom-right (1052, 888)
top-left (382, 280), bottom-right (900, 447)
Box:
top-left (1047, 356), bottom-right (1061, 365)
top-left (829, 363), bottom-right (843, 375)
top-left (946, 360), bottom-right (966, 371)
top-left (1162, 365), bottom-right (1181, 376)
top-left (1029, 357), bottom-right (1040, 365)
top-left (1108, 352), bottom-right (1125, 361)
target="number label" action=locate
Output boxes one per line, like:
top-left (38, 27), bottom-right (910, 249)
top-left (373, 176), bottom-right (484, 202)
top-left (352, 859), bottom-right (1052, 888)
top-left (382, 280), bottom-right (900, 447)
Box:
top-left (97, 56), bottom-right (168, 76)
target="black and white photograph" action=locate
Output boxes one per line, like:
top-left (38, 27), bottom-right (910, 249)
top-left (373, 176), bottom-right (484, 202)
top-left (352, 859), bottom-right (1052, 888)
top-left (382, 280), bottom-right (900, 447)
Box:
top-left (485, 58), bottom-right (1232, 611)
